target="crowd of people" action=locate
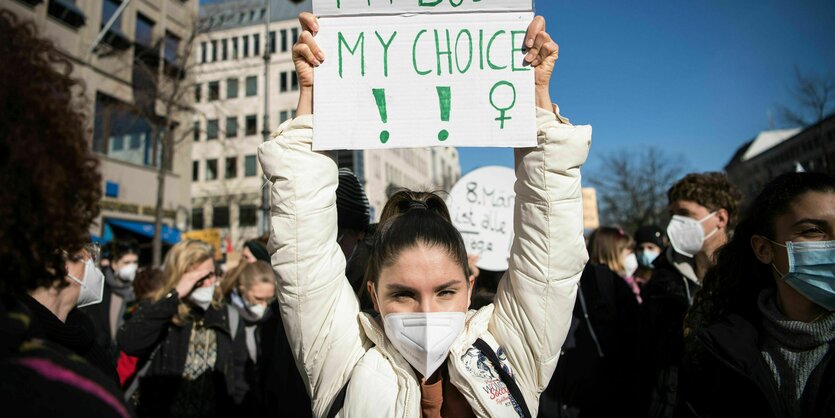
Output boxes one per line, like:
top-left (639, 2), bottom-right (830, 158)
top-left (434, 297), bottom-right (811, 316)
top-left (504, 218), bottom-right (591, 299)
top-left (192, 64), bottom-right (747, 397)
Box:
top-left (1, 7), bottom-right (833, 418)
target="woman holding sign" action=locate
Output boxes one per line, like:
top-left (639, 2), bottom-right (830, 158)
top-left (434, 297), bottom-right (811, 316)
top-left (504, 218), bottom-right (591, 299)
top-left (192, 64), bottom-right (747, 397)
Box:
top-left (258, 12), bottom-right (591, 418)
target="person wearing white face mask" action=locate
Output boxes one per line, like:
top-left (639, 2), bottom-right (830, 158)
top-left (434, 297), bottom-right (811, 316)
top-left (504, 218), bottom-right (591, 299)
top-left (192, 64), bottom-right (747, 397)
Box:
top-left (638, 172), bottom-right (741, 418)
top-left (24, 244), bottom-right (117, 382)
top-left (259, 12), bottom-right (590, 418)
top-left (82, 239), bottom-right (139, 360)
top-left (680, 172), bottom-right (835, 418)
top-left (221, 260), bottom-right (278, 413)
top-left (539, 227), bottom-right (641, 417)
top-left (118, 240), bottom-right (249, 417)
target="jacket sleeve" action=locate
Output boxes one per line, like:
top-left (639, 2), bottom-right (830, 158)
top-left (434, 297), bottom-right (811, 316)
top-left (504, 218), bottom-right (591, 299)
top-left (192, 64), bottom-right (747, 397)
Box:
top-left (257, 116), bottom-right (367, 418)
top-left (489, 106), bottom-right (591, 412)
top-left (116, 292), bottom-right (179, 357)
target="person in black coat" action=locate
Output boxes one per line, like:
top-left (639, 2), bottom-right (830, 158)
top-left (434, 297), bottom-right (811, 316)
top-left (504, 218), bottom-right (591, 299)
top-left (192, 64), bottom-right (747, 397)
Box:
top-left (82, 240), bottom-right (139, 361)
top-left (679, 172), bottom-right (835, 418)
top-left (118, 240), bottom-right (248, 418)
top-left (639, 172), bottom-right (741, 417)
top-left (0, 9), bottom-right (130, 416)
top-left (538, 226), bottom-right (641, 418)
top-left (223, 260), bottom-right (279, 413)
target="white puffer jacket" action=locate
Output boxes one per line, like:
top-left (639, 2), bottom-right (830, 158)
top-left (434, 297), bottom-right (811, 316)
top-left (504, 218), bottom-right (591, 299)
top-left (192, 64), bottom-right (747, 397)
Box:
top-left (258, 106), bottom-right (591, 418)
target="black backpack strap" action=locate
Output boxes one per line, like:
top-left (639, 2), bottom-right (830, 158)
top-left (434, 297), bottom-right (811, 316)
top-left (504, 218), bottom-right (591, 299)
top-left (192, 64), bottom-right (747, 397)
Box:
top-left (473, 338), bottom-right (532, 418)
top-left (326, 379), bottom-right (350, 418)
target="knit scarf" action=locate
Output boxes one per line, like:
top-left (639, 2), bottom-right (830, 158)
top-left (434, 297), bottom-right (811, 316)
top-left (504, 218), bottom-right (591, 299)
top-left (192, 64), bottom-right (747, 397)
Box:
top-left (758, 288), bottom-right (835, 417)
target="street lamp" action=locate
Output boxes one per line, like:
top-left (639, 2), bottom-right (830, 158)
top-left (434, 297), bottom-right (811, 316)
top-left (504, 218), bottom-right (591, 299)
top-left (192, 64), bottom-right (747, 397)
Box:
top-left (259, 0), bottom-right (272, 236)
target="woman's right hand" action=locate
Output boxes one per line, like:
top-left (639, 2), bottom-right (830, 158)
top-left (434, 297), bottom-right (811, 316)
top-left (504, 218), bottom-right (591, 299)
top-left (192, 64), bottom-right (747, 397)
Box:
top-left (175, 268), bottom-right (214, 300)
top-left (293, 12), bottom-right (323, 116)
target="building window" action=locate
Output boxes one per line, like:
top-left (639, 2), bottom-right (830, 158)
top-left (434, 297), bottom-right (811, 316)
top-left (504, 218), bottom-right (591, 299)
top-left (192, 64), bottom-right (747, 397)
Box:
top-left (206, 159), bottom-right (218, 180)
top-left (269, 31), bottom-right (276, 53)
top-left (292, 27), bottom-right (299, 44)
top-left (210, 40), bottom-right (217, 62)
top-left (280, 72), bottom-right (288, 92)
top-left (221, 38), bottom-right (228, 60)
top-left (292, 109), bottom-right (297, 118)
top-left (48, 0), bottom-right (86, 29)
top-left (279, 110), bottom-right (288, 124)
top-left (192, 208), bottom-right (204, 229)
top-left (192, 161), bottom-right (199, 181)
top-left (245, 115), bottom-right (257, 136)
top-left (232, 37), bottom-right (238, 59)
top-left (93, 92), bottom-right (161, 168)
top-left (227, 78), bottom-right (238, 99)
top-left (164, 31), bottom-right (180, 63)
top-left (135, 13), bottom-right (154, 47)
top-left (208, 81), bottom-right (219, 101)
top-left (225, 157), bottom-right (237, 179)
top-left (246, 75), bottom-right (257, 96)
top-left (253, 33), bottom-right (260, 56)
top-left (193, 121), bottom-right (200, 141)
top-left (226, 117), bottom-right (238, 138)
top-left (242, 35), bottom-right (249, 57)
top-left (201, 41), bottom-right (207, 63)
top-left (101, 0), bottom-right (122, 30)
top-left (207, 119), bottom-right (219, 140)
top-left (280, 29), bottom-right (288, 52)
top-left (292, 71), bottom-right (298, 91)
top-left (194, 83), bottom-right (201, 102)
top-left (239, 205), bottom-right (257, 227)
top-left (245, 155), bottom-right (257, 177)
top-left (213, 206), bottom-right (229, 228)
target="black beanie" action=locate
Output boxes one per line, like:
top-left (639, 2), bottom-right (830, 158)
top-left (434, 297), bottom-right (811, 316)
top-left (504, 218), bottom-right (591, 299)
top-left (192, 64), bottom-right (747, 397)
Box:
top-left (336, 168), bottom-right (370, 232)
top-left (244, 240), bottom-right (270, 263)
top-left (634, 225), bottom-right (665, 248)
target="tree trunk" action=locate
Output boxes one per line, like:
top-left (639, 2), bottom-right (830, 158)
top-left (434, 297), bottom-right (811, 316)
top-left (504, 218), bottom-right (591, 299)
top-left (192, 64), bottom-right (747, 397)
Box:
top-left (152, 125), bottom-right (167, 267)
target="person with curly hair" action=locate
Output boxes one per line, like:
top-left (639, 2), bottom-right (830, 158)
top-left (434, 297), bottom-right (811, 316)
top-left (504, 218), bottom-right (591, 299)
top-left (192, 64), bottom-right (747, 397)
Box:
top-left (0, 9), bottom-right (131, 418)
top-left (678, 172), bottom-right (835, 417)
top-left (638, 172), bottom-right (742, 417)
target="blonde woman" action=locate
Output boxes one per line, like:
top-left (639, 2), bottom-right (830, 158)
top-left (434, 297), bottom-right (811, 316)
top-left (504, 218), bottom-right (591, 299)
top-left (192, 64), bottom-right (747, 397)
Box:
top-left (224, 261), bottom-right (277, 362)
top-left (589, 226), bottom-right (641, 302)
top-left (118, 240), bottom-right (248, 418)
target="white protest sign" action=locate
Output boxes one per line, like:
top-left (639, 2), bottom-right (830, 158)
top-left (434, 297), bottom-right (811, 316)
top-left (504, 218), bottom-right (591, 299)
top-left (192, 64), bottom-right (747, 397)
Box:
top-left (312, 0), bottom-right (536, 150)
top-left (447, 166), bottom-right (515, 272)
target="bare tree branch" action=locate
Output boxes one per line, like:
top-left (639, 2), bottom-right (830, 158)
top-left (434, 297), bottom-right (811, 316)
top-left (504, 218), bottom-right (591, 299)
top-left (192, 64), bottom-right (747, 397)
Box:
top-left (587, 146), bottom-right (688, 233)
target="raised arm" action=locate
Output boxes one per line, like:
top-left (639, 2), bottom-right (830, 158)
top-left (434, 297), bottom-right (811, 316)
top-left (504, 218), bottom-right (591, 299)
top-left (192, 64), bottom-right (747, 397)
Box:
top-left (257, 13), bottom-right (366, 418)
top-left (488, 16), bottom-right (592, 414)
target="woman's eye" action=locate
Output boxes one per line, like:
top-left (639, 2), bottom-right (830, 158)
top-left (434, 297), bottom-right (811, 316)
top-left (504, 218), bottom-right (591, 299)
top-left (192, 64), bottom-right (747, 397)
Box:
top-left (392, 293), bottom-right (412, 300)
top-left (438, 290), bottom-right (456, 297)
top-left (801, 227), bottom-right (824, 236)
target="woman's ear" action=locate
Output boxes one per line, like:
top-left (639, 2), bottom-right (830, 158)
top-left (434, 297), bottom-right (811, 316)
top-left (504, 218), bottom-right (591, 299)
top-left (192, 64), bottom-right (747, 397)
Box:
top-left (367, 282), bottom-right (380, 313)
top-left (750, 235), bottom-right (774, 265)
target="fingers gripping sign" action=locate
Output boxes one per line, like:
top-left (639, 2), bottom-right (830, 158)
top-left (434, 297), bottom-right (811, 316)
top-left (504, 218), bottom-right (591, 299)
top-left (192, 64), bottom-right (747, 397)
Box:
top-left (302, 1), bottom-right (556, 150)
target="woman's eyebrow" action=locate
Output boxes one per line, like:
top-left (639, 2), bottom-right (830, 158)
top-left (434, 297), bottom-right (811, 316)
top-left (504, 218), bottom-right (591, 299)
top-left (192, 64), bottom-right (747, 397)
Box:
top-left (385, 283), bottom-right (417, 293)
top-left (433, 280), bottom-right (464, 292)
top-left (792, 218), bottom-right (829, 228)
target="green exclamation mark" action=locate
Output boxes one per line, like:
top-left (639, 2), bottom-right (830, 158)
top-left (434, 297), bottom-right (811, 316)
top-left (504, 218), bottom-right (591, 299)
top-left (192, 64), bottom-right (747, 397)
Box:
top-left (372, 88), bottom-right (389, 144)
top-left (437, 86), bottom-right (451, 141)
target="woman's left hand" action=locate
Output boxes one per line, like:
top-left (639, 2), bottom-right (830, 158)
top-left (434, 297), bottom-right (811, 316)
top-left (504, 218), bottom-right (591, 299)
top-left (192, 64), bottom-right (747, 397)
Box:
top-left (523, 16), bottom-right (559, 107)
